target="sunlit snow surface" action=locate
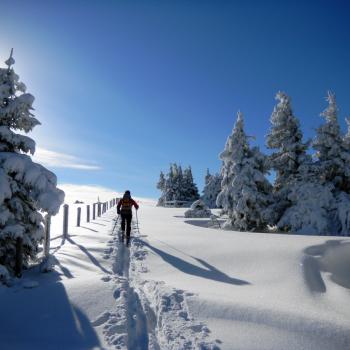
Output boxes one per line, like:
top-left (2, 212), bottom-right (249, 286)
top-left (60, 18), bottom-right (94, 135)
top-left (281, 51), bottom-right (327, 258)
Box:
top-left (0, 193), bottom-right (350, 349)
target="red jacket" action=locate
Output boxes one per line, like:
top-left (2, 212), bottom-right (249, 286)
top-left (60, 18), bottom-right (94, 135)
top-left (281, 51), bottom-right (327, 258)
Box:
top-left (117, 198), bottom-right (139, 214)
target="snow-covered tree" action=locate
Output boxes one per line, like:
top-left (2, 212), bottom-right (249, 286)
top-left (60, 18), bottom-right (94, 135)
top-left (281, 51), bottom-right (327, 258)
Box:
top-left (218, 112), bottom-right (272, 231)
top-left (311, 93), bottom-right (350, 235)
top-left (344, 117), bottom-right (350, 149)
top-left (202, 169), bottom-right (222, 208)
top-left (182, 166), bottom-right (199, 202)
top-left (273, 179), bottom-right (337, 234)
top-left (216, 115), bottom-right (242, 216)
top-left (0, 50), bottom-right (64, 277)
top-left (265, 92), bottom-right (312, 226)
top-left (204, 168), bottom-right (211, 186)
top-left (265, 92), bottom-right (350, 235)
top-left (156, 171), bottom-right (166, 206)
top-left (156, 163), bottom-right (199, 206)
top-left (313, 92), bottom-right (350, 193)
top-left (266, 92), bottom-right (310, 190)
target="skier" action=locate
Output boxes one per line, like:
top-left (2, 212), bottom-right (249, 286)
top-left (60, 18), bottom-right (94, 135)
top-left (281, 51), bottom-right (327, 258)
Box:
top-left (117, 190), bottom-right (139, 244)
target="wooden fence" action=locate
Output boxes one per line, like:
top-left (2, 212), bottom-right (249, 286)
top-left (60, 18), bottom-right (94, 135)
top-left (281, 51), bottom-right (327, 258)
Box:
top-left (15, 197), bottom-right (120, 277)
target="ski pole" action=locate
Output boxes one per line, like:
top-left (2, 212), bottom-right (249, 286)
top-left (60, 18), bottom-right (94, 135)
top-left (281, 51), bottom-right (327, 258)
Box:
top-left (135, 209), bottom-right (140, 235)
top-left (112, 214), bottom-right (120, 233)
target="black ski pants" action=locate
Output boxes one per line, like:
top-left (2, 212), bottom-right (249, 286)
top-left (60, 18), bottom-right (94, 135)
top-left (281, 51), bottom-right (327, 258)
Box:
top-left (121, 212), bottom-right (132, 238)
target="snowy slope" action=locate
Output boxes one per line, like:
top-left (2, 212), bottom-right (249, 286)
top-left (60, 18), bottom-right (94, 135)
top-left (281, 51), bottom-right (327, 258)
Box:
top-left (139, 206), bottom-right (350, 349)
top-left (0, 198), bottom-right (350, 349)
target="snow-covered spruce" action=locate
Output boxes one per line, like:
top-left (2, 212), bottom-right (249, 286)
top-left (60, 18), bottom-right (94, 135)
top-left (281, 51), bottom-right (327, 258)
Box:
top-left (313, 91), bottom-right (350, 193)
top-left (265, 91), bottom-right (311, 227)
top-left (0, 50), bottom-right (64, 277)
top-left (276, 181), bottom-right (336, 235)
top-left (156, 171), bottom-right (166, 206)
top-left (157, 163), bottom-right (199, 206)
top-left (184, 199), bottom-right (211, 218)
top-left (202, 169), bottom-right (222, 208)
top-left (217, 112), bottom-right (272, 231)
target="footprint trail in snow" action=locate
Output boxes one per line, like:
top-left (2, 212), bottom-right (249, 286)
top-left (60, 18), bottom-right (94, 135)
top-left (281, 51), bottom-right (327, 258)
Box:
top-left (94, 217), bottom-right (220, 350)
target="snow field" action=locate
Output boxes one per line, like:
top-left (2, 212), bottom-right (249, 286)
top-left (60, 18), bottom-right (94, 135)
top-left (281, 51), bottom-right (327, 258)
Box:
top-left (137, 205), bottom-right (350, 350)
top-left (1, 199), bottom-right (350, 349)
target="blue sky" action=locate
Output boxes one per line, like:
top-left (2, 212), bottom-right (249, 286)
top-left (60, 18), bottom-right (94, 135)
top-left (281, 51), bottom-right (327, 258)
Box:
top-left (1, 0), bottom-right (350, 198)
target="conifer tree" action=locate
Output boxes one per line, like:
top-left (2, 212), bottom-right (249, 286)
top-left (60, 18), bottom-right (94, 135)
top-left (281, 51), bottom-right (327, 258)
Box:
top-left (344, 117), bottom-right (350, 149)
top-left (311, 93), bottom-right (350, 235)
top-left (265, 92), bottom-right (311, 226)
top-left (218, 112), bottom-right (272, 230)
top-left (313, 92), bottom-right (350, 192)
top-left (183, 166), bottom-right (199, 202)
top-left (204, 168), bottom-right (211, 186)
top-left (156, 171), bottom-right (166, 206)
top-left (266, 92), bottom-right (310, 190)
top-left (0, 51), bottom-right (64, 276)
top-left (202, 169), bottom-right (222, 208)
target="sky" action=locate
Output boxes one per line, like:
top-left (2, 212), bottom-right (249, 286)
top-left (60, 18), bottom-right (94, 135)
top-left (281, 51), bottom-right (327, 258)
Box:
top-left (1, 0), bottom-right (350, 199)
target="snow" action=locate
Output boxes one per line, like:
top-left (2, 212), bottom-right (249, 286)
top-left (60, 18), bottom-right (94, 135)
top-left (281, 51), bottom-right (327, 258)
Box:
top-left (184, 199), bottom-right (212, 218)
top-left (0, 191), bottom-right (350, 349)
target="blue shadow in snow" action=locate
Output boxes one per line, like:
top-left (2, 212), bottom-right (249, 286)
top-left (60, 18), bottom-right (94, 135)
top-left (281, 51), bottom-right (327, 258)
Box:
top-left (140, 240), bottom-right (250, 286)
top-left (0, 278), bottom-right (100, 350)
top-left (67, 236), bottom-right (111, 275)
top-left (302, 240), bottom-right (350, 293)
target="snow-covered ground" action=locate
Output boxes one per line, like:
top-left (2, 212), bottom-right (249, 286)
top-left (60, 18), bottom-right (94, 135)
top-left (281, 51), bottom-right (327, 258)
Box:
top-left (1, 196), bottom-right (350, 349)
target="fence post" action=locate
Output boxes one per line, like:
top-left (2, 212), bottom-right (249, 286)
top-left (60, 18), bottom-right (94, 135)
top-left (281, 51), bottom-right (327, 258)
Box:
top-left (77, 207), bottom-right (81, 227)
top-left (98, 203), bottom-right (101, 217)
top-left (87, 205), bottom-right (90, 223)
top-left (44, 214), bottom-right (51, 258)
top-left (93, 203), bottom-right (96, 220)
top-left (63, 204), bottom-right (69, 239)
top-left (15, 237), bottom-right (23, 277)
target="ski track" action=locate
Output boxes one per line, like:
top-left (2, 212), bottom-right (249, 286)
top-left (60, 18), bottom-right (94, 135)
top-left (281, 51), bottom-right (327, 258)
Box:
top-left (93, 215), bottom-right (220, 350)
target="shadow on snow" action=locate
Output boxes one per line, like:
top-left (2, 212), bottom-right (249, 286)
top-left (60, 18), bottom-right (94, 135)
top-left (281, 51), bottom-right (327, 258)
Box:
top-left (0, 274), bottom-right (100, 349)
top-left (139, 239), bottom-right (250, 286)
top-left (302, 239), bottom-right (350, 293)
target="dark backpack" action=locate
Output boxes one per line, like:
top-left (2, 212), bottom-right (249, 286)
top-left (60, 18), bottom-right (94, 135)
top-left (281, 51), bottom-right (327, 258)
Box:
top-left (120, 198), bottom-right (133, 213)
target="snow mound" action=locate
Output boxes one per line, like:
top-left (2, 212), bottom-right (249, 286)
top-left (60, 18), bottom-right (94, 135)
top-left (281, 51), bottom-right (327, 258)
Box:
top-left (184, 200), bottom-right (211, 218)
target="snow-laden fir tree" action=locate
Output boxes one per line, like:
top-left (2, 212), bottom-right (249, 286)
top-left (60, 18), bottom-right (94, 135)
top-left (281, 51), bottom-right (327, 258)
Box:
top-left (216, 125), bottom-right (237, 216)
top-left (266, 91), bottom-right (350, 235)
top-left (0, 50), bottom-right (64, 277)
top-left (171, 164), bottom-right (185, 200)
top-left (313, 92), bottom-right (350, 193)
top-left (217, 112), bottom-right (272, 231)
top-left (266, 92), bottom-right (310, 188)
top-left (202, 169), bottom-right (222, 208)
top-left (344, 117), bottom-right (350, 149)
top-left (311, 92), bottom-right (350, 235)
top-left (156, 171), bottom-right (166, 206)
top-left (182, 166), bottom-right (199, 203)
top-left (156, 163), bottom-right (199, 206)
top-left (265, 92), bottom-right (312, 226)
